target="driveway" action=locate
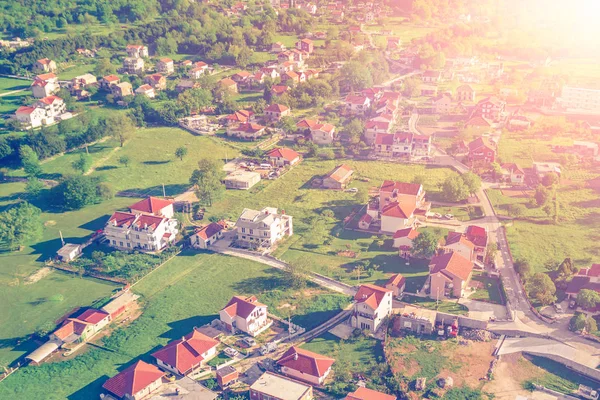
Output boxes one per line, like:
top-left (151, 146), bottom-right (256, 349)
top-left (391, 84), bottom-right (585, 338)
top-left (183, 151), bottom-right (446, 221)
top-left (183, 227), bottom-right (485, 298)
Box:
top-left (459, 298), bottom-right (508, 320)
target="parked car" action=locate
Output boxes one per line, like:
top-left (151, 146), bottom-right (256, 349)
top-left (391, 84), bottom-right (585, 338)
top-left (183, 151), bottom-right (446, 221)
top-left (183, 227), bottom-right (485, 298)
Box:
top-left (224, 347), bottom-right (239, 357)
top-left (444, 214), bottom-right (454, 219)
top-left (165, 373), bottom-right (176, 382)
top-left (259, 342), bottom-right (277, 355)
top-left (345, 188), bottom-right (358, 193)
top-left (433, 213), bottom-right (442, 218)
top-left (554, 303), bottom-right (563, 313)
top-left (569, 300), bottom-right (577, 309)
top-left (242, 337), bottom-right (256, 347)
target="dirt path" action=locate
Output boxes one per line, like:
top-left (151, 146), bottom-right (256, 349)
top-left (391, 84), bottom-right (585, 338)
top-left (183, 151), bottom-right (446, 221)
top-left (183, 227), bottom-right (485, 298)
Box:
top-left (483, 353), bottom-right (542, 399)
top-left (84, 145), bottom-right (121, 176)
top-left (24, 267), bottom-right (53, 285)
top-left (0, 88), bottom-right (26, 97)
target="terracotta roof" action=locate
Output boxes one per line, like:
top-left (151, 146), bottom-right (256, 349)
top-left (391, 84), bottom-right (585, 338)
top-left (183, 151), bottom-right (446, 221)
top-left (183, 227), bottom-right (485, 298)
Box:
top-left (282, 71), bottom-right (299, 80)
top-left (103, 74), bottom-right (120, 82)
top-left (326, 164), bottom-right (353, 183)
top-left (152, 329), bottom-right (219, 375)
top-left (465, 116), bottom-right (492, 127)
top-left (381, 201), bottom-right (416, 219)
top-left (226, 110), bottom-right (253, 122)
top-left (37, 58), bottom-right (53, 65)
top-left (77, 309), bottom-right (110, 324)
top-left (374, 134), bottom-right (394, 146)
top-left (445, 232), bottom-right (475, 250)
top-left (108, 211), bottom-right (137, 228)
top-left (222, 295), bottom-right (266, 319)
top-left (300, 38), bottom-right (313, 44)
top-left (37, 95), bottom-right (62, 105)
top-left (266, 147), bottom-right (299, 162)
top-left (277, 346), bottom-right (335, 378)
top-left (380, 180), bottom-right (421, 195)
top-left (159, 57), bottom-right (173, 63)
top-left (16, 106), bottom-right (36, 115)
top-left (129, 197), bottom-right (173, 215)
top-left (465, 225), bottom-right (487, 247)
top-left (220, 78), bottom-right (237, 87)
top-left (457, 84), bottom-right (474, 93)
top-left (133, 214), bottom-right (166, 230)
top-left (578, 264), bottom-right (600, 278)
top-left (297, 118), bottom-right (319, 129)
top-left (393, 227), bottom-right (419, 240)
top-left (103, 361), bottom-right (164, 398)
top-left (501, 163), bottom-right (524, 175)
top-left (430, 251), bottom-right (473, 281)
top-left (313, 122), bottom-right (335, 134)
top-left (195, 61), bottom-right (207, 67)
top-left (265, 104), bottom-right (290, 113)
top-left (346, 387), bottom-right (397, 400)
top-left (145, 73), bottom-right (164, 82)
top-left (468, 137), bottom-right (496, 152)
top-left (234, 122), bottom-right (265, 133)
top-left (354, 284), bottom-right (391, 310)
top-left (127, 44), bottom-right (145, 49)
top-left (365, 120), bottom-right (391, 130)
top-left (385, 273), bottom-right (406, 289)
top-left (345, 94), bottom-right (369, 105)
top-left (478, 96), bottom-right (504, 107)
top-left (195, 222), bottom-right (225, 240)
top-left (35, 72), bottom-right (57, 81)
top-left (136, 84), bottom-right (153, 92)
top-left (53, 319), bottom-right (88, 341)
top-left (272, 85), bottom-right (289, 95)
top-left (233, 71), bottom-right (252, 78)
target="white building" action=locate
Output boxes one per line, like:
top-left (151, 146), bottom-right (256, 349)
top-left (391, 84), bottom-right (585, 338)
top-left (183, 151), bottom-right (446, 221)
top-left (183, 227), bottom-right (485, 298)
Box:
top-left (190, 222), bottom-right (225, 249)
top-left (351, 284), bottom-right (393, 332)
top-left (219, 295), bottom-right (272, 337)
top-left (123, 57), bottom-right (145, 74)
top-left (560, 86), bottom-right (600, 114)
top-left (235, 207), bottom-right (293, 248)
top-left (31, 73), bottom-right (59, 98)
top-left (223, 170), bottom-right (261, 190)
top-left (104, 212), bottom-right (178, 252)
top-left (126, 44), bottom-right (149, 58)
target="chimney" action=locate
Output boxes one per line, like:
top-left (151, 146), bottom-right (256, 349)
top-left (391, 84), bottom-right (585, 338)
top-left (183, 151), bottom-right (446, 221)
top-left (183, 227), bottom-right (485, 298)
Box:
top-left (294, 353), bottom-right (298, 361)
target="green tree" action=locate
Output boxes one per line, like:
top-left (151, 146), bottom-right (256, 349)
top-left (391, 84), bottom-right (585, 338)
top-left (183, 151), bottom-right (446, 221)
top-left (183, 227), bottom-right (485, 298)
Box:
top-left (534, 185), bottom-right (550, 207)
top-left (105, 114), bottom-right (135, 147)
top-left (343, 118), bottom-right (364, 145)
top-left (93, 57), bottom-right (116, 77)
top-left (572, 313), bottom-right (587, 331)
top-left (278, 116), bottom-right (297, 133)
top-left (508, 204), bottom-right (525, 218)
top-left (556, 257), bottom-right (577, 282)
top-left (52, 175), bottom-right (102, 210)
top-left (441, 175), bottom-right (470, 202)
top-left (118, 155), bottom-right (130, 167)
top-left (461, 172), bottom-right (481, 194)
top-left (25, 178), bottom-right (45, 197)
top-left (412, 230), bottom-right (439, 258)
top-left (176, 88), bottom-right (213, 115)
top-left (527, 273), bottom-right (556, 305)
top-left (19, 145), bottom-right (41, 177)
top-left (340, 61), bottom-right (372, 92)
top-left (542, 172), bottom-right (559, 187)
top-left (577, 289), bottom-right (600, 309)
top-left (515, 259), bottom-right (533, 282)
top-left (286, 258), bottom-right (310, 288)
top-left (0, 202), bottom-right (43, 250)
top-left (189, 158), bottom-right (225, 206)
top-left (71, 153), bottom-right (92, 174)
top-left (402, 77), bottom-right (421, 98)
top-left (175, 146), bottom-right (188, 161)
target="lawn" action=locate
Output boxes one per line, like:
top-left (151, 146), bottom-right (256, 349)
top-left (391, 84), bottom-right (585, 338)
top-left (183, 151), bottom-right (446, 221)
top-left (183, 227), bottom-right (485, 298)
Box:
top-left (430, 205), bottom-right (484, 221)
top-left (498, 129), bottom-right (572, 167)
top-left (522, 355), bottom-right (599, 394)
top-left (0, 77), bottom-right (30, 94)
top-left (0, 251), bottom-right (347, 399)
top-left (402, 294), bottom-right (469, 315)
top-left (272, 34), bottom-right (300, 48)
top-left (469, 271), bottom-right (505, 305)
top-left (364, 18), bottom-right (437, 42)
top-left (0, 91), bottom-right (30, 114)
top-left (58, 63), bottom-right (97, 80)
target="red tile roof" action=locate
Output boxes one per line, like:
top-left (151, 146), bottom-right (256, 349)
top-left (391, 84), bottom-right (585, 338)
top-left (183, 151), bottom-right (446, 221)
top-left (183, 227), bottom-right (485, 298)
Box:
top-left (445, 232), bottom-right (475, 250)
top-left (226, 110), bottom-right (253, 122)
top-left (266, 147), bottom-right (299, 162)
top-left (501, 163), bottom-right (524, 175)
top-left (220, 78), bottom-right (237, 87)
top-left (77, 309), bottom-right (110, 324)
top-left (126, 44), bottom-right (145, 49)
top-left (103, 360), bottom-right (164, 398)
top-left (129, 197), bottom-right (173, 215)
top-left (16, 106), bottom-right (36, 115)
top-left (133, 214), bottom-right (166, 230)
top-left (345, 94), bottom-right (369, 105)
top-left (354, 284), bottom-right (391, 310)
top-left (380, 180), bottom-right (421, 195)
top-left (53, 319), bottom-right (88, 341)
top-left (195, 61), bottom-right (208, 67)
top-left (277, 346), bottom-right (335, 378)
top-left (159, 58), bottom-right (173, 63)
top-left (468, 137), bottom-right (496, 152)
top-left (313, 122), bottom-right (335, 134)
top-left (152, 329), bottom-right (219, 375)
top-left (346, 387), bottom-right (396, 400)
top-left (381, 201), bottom-right (416, 219)
top-left (35, 72), bottom-right (57, 81)
top-left (234, 123), bottom-right (265, 133)
top-left (393, 227), bottom-right (419, 240)
top-left (578, 264), bottom-right (600, 278)
top-left (265, 104), bottom-right (290, 113)
top-left (145, 73), bottom-right (164, 82)
top-left (365, 120), bottom-right (391, 130)
top-left (465, 225), bottom-right (487, 247)
top-left (297, 118), bottom-right (319, 129)
top-left (326, 164), bottom-right (353, 183)
top-left (385, 273), bottom-right (406, 289)
top-left (430, 251), bottom-right (473, 281)
top-left (465, 116), bottom-right (492, 127)
top-left (37, 58), bottom-right (53, 65)
top-left (195, 222), bottom-right (225, 240)
top-left (37, 95), bottom-right (62, 105)
top-left (103, 74), bottom-right (120, 82)
top-left (108, 211), bottom-right (137, 228)
top-left (136, 84), bottom-right (153, 92)
top-left (272, 85), bottom-right (289, 95)
top-left (222, 295), bottom-right (266, 319)
top-left (359, 213), bottom-right (372, 225)
top-left (374, 134), bottom-right (394, 146)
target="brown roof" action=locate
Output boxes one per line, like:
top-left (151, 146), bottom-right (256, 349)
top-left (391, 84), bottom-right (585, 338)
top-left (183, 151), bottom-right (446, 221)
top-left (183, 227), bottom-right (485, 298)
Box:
top-left (220, 78), bottom-right (237, 87)
top-left (380, 181), bottom-right (421, 195)
top-left (445, 232), bottom-right (475, 250)
top-left (393, 227), bottom-right (419, 240)
top-left (381, 201), bottom-right (416, 219)
top-left (354, 284), bottom-right (391, 309)
top-left (385, 273), bottom-right (406, 288)
top-left (222, 295), bottom-right (265, 319)
top-left (326, 164), bottom-right (353, 183)
top-left (266, 147), bottom-right (299, 162)
top-left (430, 251), bottom-right (473, 281)
top-left (277, 346), bottom-right (335, 378)
top-left (103, 361), bottom-right (164, 399)
top-left (265, 103), bottom-right (290, 113)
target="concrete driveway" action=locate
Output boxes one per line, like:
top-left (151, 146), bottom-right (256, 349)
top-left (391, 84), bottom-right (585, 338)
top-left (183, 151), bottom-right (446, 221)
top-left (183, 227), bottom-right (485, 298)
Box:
top-left (459, 298), bottom-right (508, 320)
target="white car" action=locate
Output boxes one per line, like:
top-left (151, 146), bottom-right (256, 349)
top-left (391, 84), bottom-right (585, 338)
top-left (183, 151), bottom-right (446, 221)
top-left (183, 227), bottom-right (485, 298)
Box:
top-left (433, 213), bottom-right (442, 218)
top-left (224, 347), bottom-right (239, 358)
top-left (345, 188), bottom-right (358, 193)
top-left (444, 214), bottom-right (454, 220)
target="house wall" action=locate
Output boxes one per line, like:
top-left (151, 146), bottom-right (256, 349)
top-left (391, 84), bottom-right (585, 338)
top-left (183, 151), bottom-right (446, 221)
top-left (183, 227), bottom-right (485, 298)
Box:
top-left (281, 366), bottom-right (328, 386)
top-left (322, 177), bottom-right (343, 189)
top-left (393, 236), bottom-right (413, 249)
top-left (443, 244), bottom-right (473, 261)
top-left (104, 220), bottom-right (177, 252)
top-left (156, 358), bottom-right (181, 375)
top-left (132, 377), bottom-right (163, 400)
top-left (381, 215), bottom-right (411, 234)
top-left (385, 283), bottom-right (404, 298)
top-left (429, 273), bottom-right (450, 300)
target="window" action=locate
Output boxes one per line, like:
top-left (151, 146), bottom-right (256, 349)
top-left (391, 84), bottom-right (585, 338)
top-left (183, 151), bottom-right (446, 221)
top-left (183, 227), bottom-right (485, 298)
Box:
top-left (119, 241), bottom-right (123, 247)
top-left (136, 234), bottom-right (140, 239)
top-left (127, 243), bottom-right (131, 248)
top-left (242, 227), bottom-right (246, 233)
top-left (112, 240), bottom-right (116, 245)
top-left (249, 229), bottom-right (254, 235)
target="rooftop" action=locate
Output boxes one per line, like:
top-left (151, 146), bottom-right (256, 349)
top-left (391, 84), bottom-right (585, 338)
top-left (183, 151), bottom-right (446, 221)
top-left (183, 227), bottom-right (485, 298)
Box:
top-left (250, 372), bottom-right (312, 400)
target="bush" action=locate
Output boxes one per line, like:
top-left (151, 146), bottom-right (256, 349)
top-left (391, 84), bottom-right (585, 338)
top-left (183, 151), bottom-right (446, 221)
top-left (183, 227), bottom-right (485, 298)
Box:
top-left (317, 149), bottom-right (335, 160)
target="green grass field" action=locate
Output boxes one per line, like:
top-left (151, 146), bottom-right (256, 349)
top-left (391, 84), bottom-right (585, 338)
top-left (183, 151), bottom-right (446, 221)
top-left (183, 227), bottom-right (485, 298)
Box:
top-left (469, 271), bottom-right (505, 305)
top-left (402, 294), bottom-right (469, 315)
top-left (0, 252), bottom-right (346, 399)
top-left (58, 63), bottom-right (97, 80)
top-left (0, 91), bottom-right (30, 114)
top-left (0, 77), bottom-right (30, 94)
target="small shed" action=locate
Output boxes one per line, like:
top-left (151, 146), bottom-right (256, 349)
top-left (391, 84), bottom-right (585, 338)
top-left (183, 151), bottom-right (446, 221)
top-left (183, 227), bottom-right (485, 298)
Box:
top-left (57, 243), bottom-right (82, 262)
top-left (216, 365), bottom-right (239, 388)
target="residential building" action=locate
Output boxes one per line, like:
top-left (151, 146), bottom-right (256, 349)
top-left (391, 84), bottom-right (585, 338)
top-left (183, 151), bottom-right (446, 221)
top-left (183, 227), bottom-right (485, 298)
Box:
top-left (261, 67), bottom-right (280, 80)
top-left (422, 70), bottom-right (441, 83)
top-left (31, 73), bottom-right (59, 98)
top-left (393, 227), bottom-right (419, 258)
top-left (126, 44), bottom-right (149, 58)
top-left (396, 305), bottom-right (436, 335)
top-left (265, 103), bottom-right (291, 121)
top-left (51, 308), bottom-right (111, 345)
top-left (428, 251), bottom-right (474, 299)
top-left (310, 122), bottom-right (336, 145)
top-left (231, 71), bottom-right (252, 86)
top-left (566, 264), bottom-right (600, 301)
top-left (227, 123), bottom-right (266, 140)
top-left (574, 140), bottom-right (599, 157)
top-left (123, 57), bottom-right (145, 74)
top-left (560, 86), bottom-right (600, 113)
top-left (372, 180), bottom-right (430, 234)
top-left (372, 132), bottom-right (432, 160)
top-left (380, 200), bottom-right (416, 234)
top-left (456, 84), bottom-right (475, 102)
top-left (71, 73), bottom-right (97, 87)
top-left (533, 161), bottom-right (562, 179)
top-left (135, 84), bottom-right (155, 98)
top-left (224, 170), bottom-right (262, 190)
top-left (190, 222), bottom-right (225, 249)
top-left (385, 273), bottom-right (406, 299)
top-left (322, 164), bottom-right (353, 189)
top-left (111, 82), bottom-right (134, 99)
top-left (101, 74), bottom-right (120, 90)
top-left (500, 163), bottom-right (525, 184)
top-left (219, 295), bottom-right (272, 336)
top-left (144, 73), bottom-right (167, 91)
top-left (271, 85), bottom-right (290, 97)
top-left (346, 387), bottom-right (397, 400)
top-left (33, 58), bottom-right (57, 73)
top-left (471, 96), bottom-right (505, 120)
top-left (234, 207), bottom-right (293, 248)
top-left (443, 232), bottom-right (475, 262)
top-left (217, 366), bottom-right (239, 389)
top-left (430, 93), bottom-right (453, 114)
top-left (467, 137), bottom-right (497, 163)
top-left (277, 346), bottom-right (335, 386)
top-left (156, 57), bottom-right (174, 74)
top-left (296, 38), bottom-right (314, 54)
top-left (379, 180), bottom-right (427, 213)
top-left (176, 79), bottom-right (200, 92)
top-left (465, 225), bottom-right (488, 262)
top-left (345, 94), bottom-right (371, 115)
top-left (56, 243), bottom-right (82, 262)
top-left (152, 329), bottom-right (219, 376)
top-left (464, 115), bottom-right (492, 129)
top-left (351, 284), bottom-right (393, 332)
top-left (129, 197), bottom-right (175, 218)
top-left (387, 37), bottom-right (401, 51)
top-left (15, 106), bottom-right (46, 128)
top-left (225, 110), bottom-right (254, 125)
top-left (103, 361), bottom-right (164, 400)
top-left (266, 147), bottom-right (300, 167)
top-left (281, 71), bottom-right (300, 86)
top-left (419, 84), bottom-right (438, 97)
top-left (508, 115), bottom-right (531, 131)
top-left (250, 372), bottom-right (313, 400)
top-left (271, 42), bottom-right (287, 53)
top-left (219, 78), bottom-right (238, 93)
top-left (364, 120), bottom-right (393, 144)
top-left (34, 95), bottom-right (66, 118)
top-left (101, 289), bottom-right (140, 320)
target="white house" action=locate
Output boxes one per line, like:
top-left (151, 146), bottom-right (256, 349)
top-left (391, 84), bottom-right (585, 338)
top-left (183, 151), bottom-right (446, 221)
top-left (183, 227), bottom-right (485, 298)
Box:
top-left (31, 73), bottom-right (59, 98)
top-left (277, 346), bottom-right (335, 386)
top-left (310, 123), bottom-right (336, 145)
top-left (219, 295), bottom-right (272, 337)
top-left (104, 212), bottom-right (178, 252)
top-left (345, 94), bottom-right (371, 115)
top-left (126, 44), bottom-right (149, 58)
top-left (135, 84), bottom-right (155, 98)
top-left (351, 284), bottom-right (393, 332)
top-left (393, 227), bottom-right (419, 258)
top-left (152, 329), bottom-right (219, 376)
top-left (129, 197), bottom-right (174, 218)
top-left (123, 57), bottom-right (145, 74)
top-left (234, 207), bottom-right (293, 248)
top-left (443, 232), bottom-right (475, 262)
top-left (15, 106), bottom-right (46, 128)
top-left (190, 222), bottom-right (225, 249)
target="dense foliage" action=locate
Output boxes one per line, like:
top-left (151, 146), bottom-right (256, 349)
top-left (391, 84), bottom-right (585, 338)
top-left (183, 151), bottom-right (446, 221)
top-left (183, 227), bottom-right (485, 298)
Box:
top-left (0, 201), bottom-right (43, 250)
top-left (50, 175), bottom-right (113, 210)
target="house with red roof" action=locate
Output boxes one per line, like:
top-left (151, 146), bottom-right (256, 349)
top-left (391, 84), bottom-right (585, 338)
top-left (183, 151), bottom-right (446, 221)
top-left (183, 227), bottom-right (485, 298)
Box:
top-left (351, 284), bottom-right (393, 332)
top-left (379, 180), bottom-right (426, 213)
top-left (189, 63), bottom-right (208, 79)
top-left (471, 96), bottom-right (506, 120)
top-left (566, 264), bottom-right (600, 301)
top-left (191, 221), bottom-right (226, 249)
top-left (385, 273), bottom-right (406, 298)
top-left (443, 232), bottom-right (475, 262)
top-left (103, 360), bottom-right (164, 400)
top-left (266, 147), bottom-right (300, 167)
top-left (143, 73), bottom-right (167, 91)
top-left (35, 95), bottom-right (66, 118)
top-left (264, 104), bottom-right (291, 121)
top-left (296, 38), bottom-right (314, 54)
top-left (50, 308), bottom-right (111, 345)
top-left (428, 251), bottom-right (474, 299)
top-left (346, 387), bottom-right (397, 400)
top-left (310, 122), bottom-right (336, 145)
top-left (231, 71), bottom-right (252, 86)
top-left (225, 110), bottom-right (254, 125)
top-left (129, 197), bottom-right (174, 218)
top-left (217, 365), bottom-right (239, 389)
top-left (123, 56), bottom-right (145, 74)
top-left (500, 163), bottom-right (525, 184)
top-left (100, 74), bottom-right (121, 90)
top-left (364, 119), bottom-right (393, 144)
top-left (226, 122), bottom-right (266, 140)
top-left (135, 84), bottom-right (155, 99)
top-left (465, 225), bottom-right (488, 262)
top-left (31, 72), bottom-right (58, 98)
top-left (380, 201), bottom-right (417, 234)
top-left (218, 78), bottom-right (238, 93)
top-left (156, 57), bottom-right (174, 74)
top-left (33, 58), bottom-right (57, 73)
top-left (219, 295), bottom-right (272, 336)
top-left (277, 346), bottom-right (335, 385)
top-left (468, 137), bottom-right (497, 163)
top-left (422, 70), bottom-right (441, 83)
top-left (457, 84), bottom-right (476, 102)
top-left (271, 85), bottom-right (290, 97)
top-left (152, 328), bottom-right (219, 376)
top-left (358, 213), bottom-right (373, 230)
top-left (15, 106), bottom-right (46, 128)
top-left (126, 44), bottom-right (149, 58)
top-left (281, 71), bottom-right (301, 86)
top-left (271, 42), bottom-right (287, 53)
top-left (323, 164), bottom-right (354, 189)
top-left (345, 94), bottom-right (371, 115)
top-left (393, 227), bottom-right (419, 258)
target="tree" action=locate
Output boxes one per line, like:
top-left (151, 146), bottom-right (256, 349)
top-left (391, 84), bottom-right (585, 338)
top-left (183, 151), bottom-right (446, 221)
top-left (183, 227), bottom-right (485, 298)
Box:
top-left (340, 61), bottom-right (372, 92)
top-left (189, 158), bottom-right (225, 206)
top-left (441, 175), bottom-right (470, 202)
top-left (577, 289), bottom-right (600, 309)
top-left (0, 202), bottom-right (43, 250)
top-left (556, 257), bottom-right (577, 282)
top-left (514, 259), bottom-right (533, 282)
top-left (26, 178), bottom-right (45, 197)
top-left (278, 116), bottom-right (297, 133)
top-left (286, 259), bottom-right (310, 288)
top-left (176, 88), bottom-right (213, 115)
top-left (71, 153), bottom-right (92, 174)
top-left (175, 146), bottom-right (188, 161)
top-left (486, 242), bottom-right (498, 264)
top-left (19, 145), bottom-right (41, 177)
top-left (586, 317), bottom-right (598, 333)
top-left (542, 172), bottom-right (559, 187)
top-left (402, 77), bottom-right (421, 98)
top-left (52, 175), bottom-right (102, 210)
top-left (527, 273), bottom-right (556, 305)
top-left (343, 118), bottom-right (364, 145)
top-left (508, 204), bottom-right (525, 218)
top-left (412, 174), bottom-right (426, 186)
top-left (412, 231), bottom-right (439, 258)
top-left (534, 185), bottom-right (550, 207)
top-left (105, 114), bottom-right (135, 147)
top-left (461, 172), bottom-right (481, 194)
top-left (572, 313), bottom-right (587, 332)
top-left (94, 57), bottom-right (116, 77)
top-left (118, 155), bottom-right (130, 167)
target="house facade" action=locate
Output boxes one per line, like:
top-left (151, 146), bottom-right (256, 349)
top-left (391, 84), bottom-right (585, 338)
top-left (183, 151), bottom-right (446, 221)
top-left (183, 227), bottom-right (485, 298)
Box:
top-left (428, 251), bottom-right (474, 299)
top-left (31, 73), bottom-right (59, 98)
top-left (345, 94), bottom-right (371, 115)
top-left (385, 273), bottom-right (406, 298)
top-left (322, 164), bottom-right (353, 189)
top-left (234, 207), bottom-right (293, 248)
top-left (351, 284), bottom-right (393, 332)
top-left (468, 137), bottom-right (497, 163)
top-left (126, 44), bottom-right (149, 58)
top-left (393, 227), bottom-right (419, 258)
top-left (219, 295), bottom-right (272, 337)
top-left (190, 222), bottom-right (225, 249)
top-left (144, 73), bottom-right (167, 91)
top-left (227, 123), bottom-right (266, 140)
top-left (264, 103), bottom-right (291, 121)
top-left (500, 163), bottom-right (525, 184)
top-left (266, 147), bottom-right (300, 166)
top-left (277, 346), bottom-right (335, 386)
top-left (456, 84), bottom-right (475, 102)
top-left (33, 58), bottom-right (57, 73)
top-left (156, 58), bottom-right (174, 74)
top-left (103, 361), bottom-right (164, 400)
top-left (310, 123), bottom-right (336, 145)
top-left (111, 82), bottom-right (134, 98)
top-left (123, 57), bottom-right (145, 74)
